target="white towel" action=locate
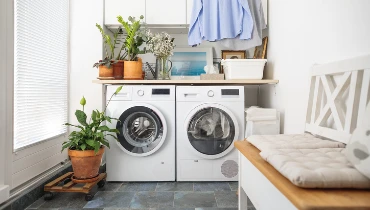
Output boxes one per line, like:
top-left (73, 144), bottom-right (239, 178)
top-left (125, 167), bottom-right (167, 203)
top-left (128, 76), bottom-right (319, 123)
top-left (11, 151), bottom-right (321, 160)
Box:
top-left (246, 106), bottom-right (277, 121)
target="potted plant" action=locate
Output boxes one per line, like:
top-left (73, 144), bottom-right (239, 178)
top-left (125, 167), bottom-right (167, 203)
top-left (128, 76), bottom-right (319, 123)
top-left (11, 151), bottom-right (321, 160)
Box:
top-left (117, 15), bottom-right (146, 80)
top-left (62, 86), bottom-right (122, 182)
top-left (94, 24), bottom-right (127, 79)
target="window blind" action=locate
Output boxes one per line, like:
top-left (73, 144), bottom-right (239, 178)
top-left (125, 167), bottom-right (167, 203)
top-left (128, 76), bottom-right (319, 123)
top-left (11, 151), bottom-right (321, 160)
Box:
top-left (14, 0), bottom-right (69, 150)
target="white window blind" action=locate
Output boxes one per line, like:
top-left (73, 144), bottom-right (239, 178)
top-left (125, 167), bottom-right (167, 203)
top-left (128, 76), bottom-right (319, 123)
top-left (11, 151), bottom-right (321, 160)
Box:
top-left (14, 0), bottom-right (69, 150)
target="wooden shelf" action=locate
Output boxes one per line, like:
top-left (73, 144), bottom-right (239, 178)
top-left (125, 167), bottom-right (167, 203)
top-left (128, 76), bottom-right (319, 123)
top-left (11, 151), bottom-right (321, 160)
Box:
top-left (92, 79), bottom-right (279, 85)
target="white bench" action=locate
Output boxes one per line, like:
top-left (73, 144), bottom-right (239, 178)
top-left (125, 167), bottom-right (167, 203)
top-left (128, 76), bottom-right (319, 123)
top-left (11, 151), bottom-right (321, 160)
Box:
top-left (236, 54), bottom-right (370, 210)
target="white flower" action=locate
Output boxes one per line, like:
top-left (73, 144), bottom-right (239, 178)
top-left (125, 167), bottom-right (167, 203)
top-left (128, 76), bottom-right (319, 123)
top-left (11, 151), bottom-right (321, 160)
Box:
top-left (146, 31), bottom-right (175, 58)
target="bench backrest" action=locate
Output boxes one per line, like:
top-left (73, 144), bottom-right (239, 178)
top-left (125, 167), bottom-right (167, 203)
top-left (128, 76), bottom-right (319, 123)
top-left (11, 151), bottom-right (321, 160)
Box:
top-left (305, 54), bottom-right (370, 144)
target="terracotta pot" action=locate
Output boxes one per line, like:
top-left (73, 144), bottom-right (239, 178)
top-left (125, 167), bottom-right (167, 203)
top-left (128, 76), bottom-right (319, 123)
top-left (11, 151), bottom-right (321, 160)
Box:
top-left (68, 147), bottom-right (104, 181)
top-left (124, 58), bottom-right (143, 80)
top-left (98, 65), bottom-right (113, 78)
top-left (112, 60), bottom-right (124, 79)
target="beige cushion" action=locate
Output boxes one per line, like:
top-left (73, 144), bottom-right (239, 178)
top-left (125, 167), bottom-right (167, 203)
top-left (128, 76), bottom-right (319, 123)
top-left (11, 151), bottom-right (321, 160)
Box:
top-left (260, 148), bottom-right (370, 189)
top-left (343, 104), bottom-right (370, 179)
top-left (247, 133), bottom-right (345, 152)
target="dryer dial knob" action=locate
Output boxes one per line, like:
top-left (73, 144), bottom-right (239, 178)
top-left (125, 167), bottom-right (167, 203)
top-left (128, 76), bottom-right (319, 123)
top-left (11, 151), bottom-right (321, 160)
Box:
top-left (137, 90), bottom-right (144, 96)
top-left (207, 90), bottom-right (214, 97)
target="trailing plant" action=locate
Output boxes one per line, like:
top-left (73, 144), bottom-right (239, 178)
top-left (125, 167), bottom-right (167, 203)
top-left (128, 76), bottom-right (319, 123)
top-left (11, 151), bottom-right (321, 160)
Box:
top-left (62, 86), bottom-right (123, 154)
top-left (94, 24), bottom-right (126, 68)
top-left (117, 15), bottom-right (147, 61)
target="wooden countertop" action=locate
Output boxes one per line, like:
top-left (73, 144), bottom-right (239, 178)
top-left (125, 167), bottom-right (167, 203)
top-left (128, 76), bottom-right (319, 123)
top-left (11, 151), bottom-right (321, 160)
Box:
top-left (234, 141), bottom-right (370, 210)
top-left (92, 79), bottom-right (279, 85)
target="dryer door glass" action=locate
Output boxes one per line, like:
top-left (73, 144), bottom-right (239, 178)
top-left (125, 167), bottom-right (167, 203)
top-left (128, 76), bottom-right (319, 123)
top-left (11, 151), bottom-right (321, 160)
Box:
top-left (187, 107), bottom-right (235, 155)
top-left (116, 106), bottom-right (164, 154)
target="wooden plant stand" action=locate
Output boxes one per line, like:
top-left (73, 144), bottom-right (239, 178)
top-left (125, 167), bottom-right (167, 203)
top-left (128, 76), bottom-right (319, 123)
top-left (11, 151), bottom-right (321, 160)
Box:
top-left (44, 172), bottom-right (106, 201)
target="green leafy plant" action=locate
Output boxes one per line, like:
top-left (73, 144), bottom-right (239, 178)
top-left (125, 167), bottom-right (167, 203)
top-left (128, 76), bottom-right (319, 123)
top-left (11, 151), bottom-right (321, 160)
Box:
top-left (62, 86), bottom-right (123, 154)
top-left (117, 15), bottom-right (147, 61)
top-left (94, 24), bottom-right (126, 68)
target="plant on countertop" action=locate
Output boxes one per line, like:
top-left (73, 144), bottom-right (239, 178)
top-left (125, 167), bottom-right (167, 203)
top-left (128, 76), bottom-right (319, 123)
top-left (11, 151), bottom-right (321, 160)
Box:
top-left (117, 15), bottom-right (147, 61)
top-left (93, 24), bottom-right (127, 68)
top-left (62, 86), bottom-right (123, 153)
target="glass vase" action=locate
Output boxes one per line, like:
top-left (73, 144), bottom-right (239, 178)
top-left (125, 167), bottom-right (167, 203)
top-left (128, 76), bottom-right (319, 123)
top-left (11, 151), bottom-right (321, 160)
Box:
top-left (155, 56), bottom-right (172, 80)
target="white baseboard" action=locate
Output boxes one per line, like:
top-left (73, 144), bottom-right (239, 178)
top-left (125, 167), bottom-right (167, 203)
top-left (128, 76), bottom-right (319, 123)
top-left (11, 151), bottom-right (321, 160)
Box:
top-left (0, 185), bottom-right (10, 205)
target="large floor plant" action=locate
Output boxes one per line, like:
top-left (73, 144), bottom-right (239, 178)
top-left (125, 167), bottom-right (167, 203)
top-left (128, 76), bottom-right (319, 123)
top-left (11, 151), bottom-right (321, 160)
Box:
top-left (62, 86), bottom-right (122, 181)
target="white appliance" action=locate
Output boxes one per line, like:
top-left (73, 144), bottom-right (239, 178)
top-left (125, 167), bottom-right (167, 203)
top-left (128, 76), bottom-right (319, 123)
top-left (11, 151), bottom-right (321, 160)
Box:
top-left (176, 86), bottom-right (245, 181)
top-left (105, 85), bottom-right (175, 181)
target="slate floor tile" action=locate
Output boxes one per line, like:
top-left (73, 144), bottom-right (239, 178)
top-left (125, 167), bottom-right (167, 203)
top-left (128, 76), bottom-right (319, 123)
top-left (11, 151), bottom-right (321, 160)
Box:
top-left (118, 182), bottom-right (157, 192)
top-left (83, 191), bottom-right (135, 209)
top-left (26, 197), bottom-right (45, 209)
top-left (156, 182), bottom-right (193, 192)
top-left (158, 208), bottom-right (195, 210)
top-left (195, 208), bottom-right (238, 210)
top-left (60, 208), bottom-right (103, 210)
top-left (193, 183), bottom-right (230, 192)
top-left (38, 192), bottom-right (89, 209)
top-left (98, 182), bottom-right (124, 192)
top-left (215, 192), bottom-right (238, 208)
top-left (174, 192), bottom-right (217, 208)
top-left (130, 191), bottom-right (174, 209)
top-left (228, 182), bottom-right (238, 191)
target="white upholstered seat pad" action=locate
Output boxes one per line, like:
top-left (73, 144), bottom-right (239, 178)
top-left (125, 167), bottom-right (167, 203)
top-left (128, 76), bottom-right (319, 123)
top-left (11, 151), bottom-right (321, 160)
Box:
top-left (260, 148), bottom-right (370, 188)
top-left (247, 133), bottom-right (345, 152)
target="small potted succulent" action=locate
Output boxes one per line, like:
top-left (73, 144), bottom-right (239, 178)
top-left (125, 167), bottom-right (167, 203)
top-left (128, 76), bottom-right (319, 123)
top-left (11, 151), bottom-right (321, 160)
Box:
top-left (94, 24), bottom-right (127, 79)
top-left (62, 86), bottom-right (122, 182)
top-left (117, 15), bottom-right (147, 80)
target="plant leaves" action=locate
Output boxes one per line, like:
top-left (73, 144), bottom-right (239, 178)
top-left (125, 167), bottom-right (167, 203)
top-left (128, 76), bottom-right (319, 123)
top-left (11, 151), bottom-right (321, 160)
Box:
top-left (115, 86), bottom-right (123, 94)
top-left (94, 141), bottom-right (101, 154)
top-left (75, 110), bottom-right (87, 126)
top-left (81, 144), bottom-right (86, 151)
top-left (107, 134), bottom-right (118, 141)
top-left (86, 139), bottom-right (95, 147)
top-left (92, 110), bottom-right (97, 122)
top-left (97, 125), bottom-right (110, 131)
top-left (109, 128), bottom-right (120, 134)
top-left (99, 139), bottom-right (110, 148)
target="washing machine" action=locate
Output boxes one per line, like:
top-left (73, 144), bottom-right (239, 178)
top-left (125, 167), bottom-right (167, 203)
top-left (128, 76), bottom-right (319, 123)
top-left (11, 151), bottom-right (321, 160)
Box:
top-left (105, 85), bottom-right (175, 181)
top-left (176, 86), bottom-right (245, 181)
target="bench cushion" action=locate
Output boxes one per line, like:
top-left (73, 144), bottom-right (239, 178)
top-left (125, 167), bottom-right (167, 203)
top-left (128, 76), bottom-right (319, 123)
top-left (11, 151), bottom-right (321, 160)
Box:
top-left (343, 105), bottom-right (370, 179)
top-left (247, 133), bottom-right (345, 151)
top-left (260, 148), bottom-right (370, 188)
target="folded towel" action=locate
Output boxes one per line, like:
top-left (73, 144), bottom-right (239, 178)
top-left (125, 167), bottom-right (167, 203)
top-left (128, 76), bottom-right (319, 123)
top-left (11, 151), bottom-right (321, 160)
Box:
top-left (246, 106), bottom-right (277, 121)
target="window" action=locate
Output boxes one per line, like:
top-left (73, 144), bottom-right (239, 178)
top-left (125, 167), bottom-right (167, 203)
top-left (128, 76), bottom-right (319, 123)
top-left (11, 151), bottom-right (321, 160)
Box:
top-left (14, 0), bottom-right (69, 150)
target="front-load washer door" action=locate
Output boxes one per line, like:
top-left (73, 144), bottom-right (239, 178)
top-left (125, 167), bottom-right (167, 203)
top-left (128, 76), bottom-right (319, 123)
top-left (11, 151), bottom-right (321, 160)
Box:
top-left (184, 103), bottom-right (239, 159)
top-left (116, 105), bottom-right (167, 157)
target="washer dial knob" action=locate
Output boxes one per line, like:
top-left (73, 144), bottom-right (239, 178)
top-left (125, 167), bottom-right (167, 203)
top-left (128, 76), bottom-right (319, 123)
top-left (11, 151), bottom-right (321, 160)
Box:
top-left (137, 90), bottom-right (144, 96)
top-left (207, 90), bottom-right (214, 97)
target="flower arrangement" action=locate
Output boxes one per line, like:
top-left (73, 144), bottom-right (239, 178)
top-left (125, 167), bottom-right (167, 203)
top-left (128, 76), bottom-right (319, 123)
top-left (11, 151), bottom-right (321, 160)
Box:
top-left (146, 31), bottom-right (175, 58)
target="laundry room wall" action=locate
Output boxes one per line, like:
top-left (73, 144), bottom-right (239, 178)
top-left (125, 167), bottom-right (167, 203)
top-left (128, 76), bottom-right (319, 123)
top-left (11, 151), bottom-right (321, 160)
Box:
top-left (259, 0), bottom-right (370, 134)
top-left (69, 0), bottom-right (104, 140)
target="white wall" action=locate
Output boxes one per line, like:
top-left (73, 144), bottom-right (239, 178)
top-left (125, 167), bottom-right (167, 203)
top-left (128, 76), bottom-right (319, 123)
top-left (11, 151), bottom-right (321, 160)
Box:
top-left (70, 0), bottom-right (104, 126)
top-left (260, 0), bottom-right (370, 133)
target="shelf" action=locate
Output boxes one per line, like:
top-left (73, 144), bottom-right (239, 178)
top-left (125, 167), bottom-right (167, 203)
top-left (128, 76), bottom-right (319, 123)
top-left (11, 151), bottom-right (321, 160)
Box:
top-left (92, 79), bottom-right (279, 85)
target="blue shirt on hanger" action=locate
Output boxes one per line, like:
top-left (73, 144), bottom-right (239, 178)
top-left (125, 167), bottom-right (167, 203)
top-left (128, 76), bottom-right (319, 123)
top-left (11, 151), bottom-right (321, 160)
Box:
top-left (188, 0), bottom-right (254, 46)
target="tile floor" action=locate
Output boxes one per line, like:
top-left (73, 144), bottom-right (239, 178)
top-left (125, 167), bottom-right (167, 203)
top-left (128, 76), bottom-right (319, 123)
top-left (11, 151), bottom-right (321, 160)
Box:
top-left (26, 182), bottom-right (256, 210)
